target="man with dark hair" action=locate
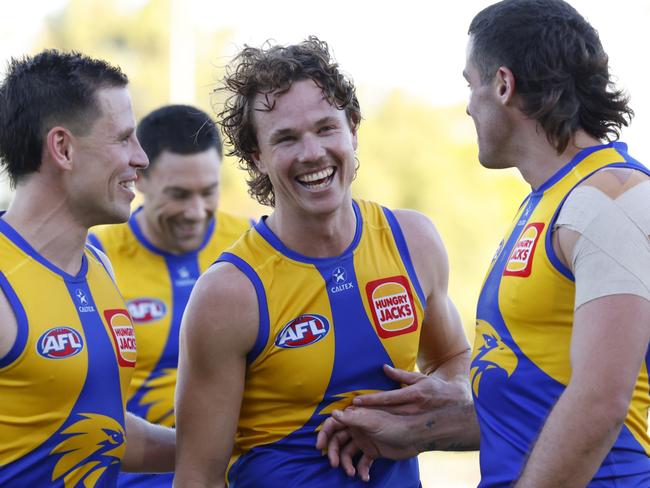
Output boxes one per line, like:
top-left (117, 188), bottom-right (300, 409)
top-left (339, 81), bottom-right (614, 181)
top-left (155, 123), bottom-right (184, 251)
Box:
top-left (318, 1), bottom-right (650, 486)
top-left (88, 104), bottom-right (251, 487)
top-left (173, 37), bottom-right (472, 487)
top-left (0, 50), bottom-right (174, 486)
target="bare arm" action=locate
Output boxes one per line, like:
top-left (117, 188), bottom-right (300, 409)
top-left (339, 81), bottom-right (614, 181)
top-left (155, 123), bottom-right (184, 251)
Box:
top-left (173, 263), bottom-right (258, 488)
top-left (121, 412), bottom-right (175, 473)
top-left (515, 294), bottom-right (650, 487)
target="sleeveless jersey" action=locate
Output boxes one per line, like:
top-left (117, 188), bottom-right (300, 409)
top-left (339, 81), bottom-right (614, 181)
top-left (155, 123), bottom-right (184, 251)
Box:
top-left (219, 200), bottom-right (424, 488)
top-left (471, 142), bottom-right (650, 487)
top-left (89, 207), bottom-right (250, 487)
top-left (0, 218), bottom-right (136, 487)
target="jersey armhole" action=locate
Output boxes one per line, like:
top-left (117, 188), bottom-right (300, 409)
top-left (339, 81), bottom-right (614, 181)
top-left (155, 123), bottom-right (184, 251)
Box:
top-left (216, 252), bottom-right (269, 365)
top-left (381, 207), bottom-right (426, 307)
top-left (0, 272), bottom-right (29, 369)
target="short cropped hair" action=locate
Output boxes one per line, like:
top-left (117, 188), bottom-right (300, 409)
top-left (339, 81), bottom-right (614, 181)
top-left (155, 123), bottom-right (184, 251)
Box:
top-left (136, 104), bottom-right (222, 176)
top-left (218, 36), bottom-right (361, 207)
top-left (0, 49), bottom-right (128, 187)
top-left (469, 0), bottom-right (633, 153)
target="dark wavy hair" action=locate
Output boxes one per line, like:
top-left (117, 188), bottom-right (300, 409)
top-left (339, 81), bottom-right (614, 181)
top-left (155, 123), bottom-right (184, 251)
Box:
top-left (217, 36), bottom-right (361, 207)
top-left (469, 0), bottom-right (633, 153)
top-left (0, 50), bottom-right (128, 187)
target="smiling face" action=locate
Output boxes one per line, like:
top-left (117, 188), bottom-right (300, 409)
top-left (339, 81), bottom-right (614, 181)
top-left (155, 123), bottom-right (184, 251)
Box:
top-left (136, 147), bottom-right (221, 254)
top-left (66, 86), bottom-right (148, 227)
top-left (251, 79), bottom-right (358, 220)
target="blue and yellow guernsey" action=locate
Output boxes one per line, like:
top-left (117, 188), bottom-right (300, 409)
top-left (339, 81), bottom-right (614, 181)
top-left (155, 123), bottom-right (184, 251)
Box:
top-left (220, 200), bottom-right (424, 487)
top-left (471, 142), bottom-right (650, 487)
top-left (0, 218), bottom-right (136, 487)
top-left (89, 207), bottom-right (250, 487)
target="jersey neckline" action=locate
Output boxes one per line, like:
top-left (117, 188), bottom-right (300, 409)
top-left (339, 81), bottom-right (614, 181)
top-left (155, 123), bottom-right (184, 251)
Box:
top-left (532, 141), bottom-right (626, 196)
top-left (253, 199), bottom-right (363, 265)
top-left (0, 214), bottom-right (89, 281)
top-left (128, 206), bottom-right (216, 258)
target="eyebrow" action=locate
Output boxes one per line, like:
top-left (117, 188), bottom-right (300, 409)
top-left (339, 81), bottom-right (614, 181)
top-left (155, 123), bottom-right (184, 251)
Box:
top-left (117, 127), bottom-right (135, 140)
top-left (163, 182), bottom-right (219, 194)
top-left (269, 116), bottom-right (340, 140)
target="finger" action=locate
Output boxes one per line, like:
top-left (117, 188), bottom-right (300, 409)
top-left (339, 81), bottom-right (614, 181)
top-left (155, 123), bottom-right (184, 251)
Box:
top-left (357, 453), bottom-right (374, 482)
top-left (340, 440), bottom-right (359, 477)
top-left (327, 429), bottom-right (350, 468)
top-left (332, 408), bottom-right (376, 431)
top-left (316, 416), bottom-right (344, 449)
top-left (352, 384), bottom-right (420, 407)
top-left (382, 364), bottom-right (426, 385)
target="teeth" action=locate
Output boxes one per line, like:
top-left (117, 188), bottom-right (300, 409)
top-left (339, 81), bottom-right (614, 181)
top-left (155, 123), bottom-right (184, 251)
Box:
top-left (297, 167), bottom-right (334, 183)
top-left (120, 181), bottom-right (135, 190)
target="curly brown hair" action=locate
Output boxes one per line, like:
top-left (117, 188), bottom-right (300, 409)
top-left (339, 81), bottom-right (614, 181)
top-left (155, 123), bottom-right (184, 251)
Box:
top-left (469, 0), bottom-right (633, 154)
top-left (216, 36), bottom-right (361, 207)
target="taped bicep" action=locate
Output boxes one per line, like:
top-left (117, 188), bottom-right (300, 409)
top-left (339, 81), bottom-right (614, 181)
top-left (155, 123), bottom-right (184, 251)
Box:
top-left (555, 180), bottom-right (650, 309)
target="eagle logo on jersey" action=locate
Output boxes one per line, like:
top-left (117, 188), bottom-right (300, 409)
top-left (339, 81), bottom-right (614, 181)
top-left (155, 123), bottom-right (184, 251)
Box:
top-left (50, 413), bottom-right (125, 487)
top-left (139, 368), bottom-right (177, 427)
top-left (470, 320), bottom-right (518, 397)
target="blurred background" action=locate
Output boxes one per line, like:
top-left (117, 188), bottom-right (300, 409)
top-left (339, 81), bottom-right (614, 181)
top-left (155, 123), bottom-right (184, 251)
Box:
top-left (2, 0), bottom-right (648, 485)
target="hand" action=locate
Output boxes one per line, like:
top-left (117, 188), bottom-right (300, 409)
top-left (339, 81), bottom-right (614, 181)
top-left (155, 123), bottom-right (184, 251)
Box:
top-left (316, 422), bottom-right (374, 482)
top-left (352, 364), bottom-right (471, 415)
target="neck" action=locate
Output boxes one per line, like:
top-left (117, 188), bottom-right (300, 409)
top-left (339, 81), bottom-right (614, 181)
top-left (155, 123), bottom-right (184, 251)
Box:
top-left (514, 128), bottom-right (602, 190)
top-left (266, 198), bottom-right (357, 258)
top-left (3, 178), bottom-right (88, 275)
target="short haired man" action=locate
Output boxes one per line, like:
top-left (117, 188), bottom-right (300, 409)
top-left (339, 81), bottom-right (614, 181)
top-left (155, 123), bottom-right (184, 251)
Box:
top-left (319, 1), bottom-right (650, 486)
top-left (173, 37), bottom-right (472, 487)
top-left (89, 104), bottom-right (251, 487)
top-left (0, 50), bottom-right (174, 486)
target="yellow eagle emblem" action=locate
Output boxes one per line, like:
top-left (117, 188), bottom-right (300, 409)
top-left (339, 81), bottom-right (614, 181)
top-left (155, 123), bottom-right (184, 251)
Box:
top-left (471, 320), bottom-right (518, 397)
top-left (50, 413), bottom-right (125, 487)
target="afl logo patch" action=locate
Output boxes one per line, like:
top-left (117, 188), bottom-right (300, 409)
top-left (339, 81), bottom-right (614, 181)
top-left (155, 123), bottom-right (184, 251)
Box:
top-left (104, 309), bottom-right (137, 367)
top-left (504, 222), bottom-right (545, 277)
top-left (127, 298), bottom-right (167, 324)
top-left (37, 327), bottom-right (84, 359)
top-left (275, 314), bottom-right (330, 349)
top-left (366, 276), bottom-right (418, 338)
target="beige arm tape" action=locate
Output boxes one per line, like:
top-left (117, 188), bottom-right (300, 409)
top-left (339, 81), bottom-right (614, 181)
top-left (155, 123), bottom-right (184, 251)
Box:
top-left (555, 180), bottom-right (650, 309)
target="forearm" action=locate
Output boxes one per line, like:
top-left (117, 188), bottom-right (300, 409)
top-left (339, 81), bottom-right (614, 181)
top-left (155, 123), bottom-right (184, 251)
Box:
top-left (414, 401), bottom-right (480, 452)
top-left (122, 413), bottom-right (175, 473)
top-left (515, 385), bottom-right (625, 487)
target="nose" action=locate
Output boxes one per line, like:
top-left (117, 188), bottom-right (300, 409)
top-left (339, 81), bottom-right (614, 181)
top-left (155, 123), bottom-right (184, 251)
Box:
top-left (183, 194), bottom-right (206, 221)
top-left (131, 135), bottom-right (149, 170)
top-left (298, 133), bottom-right (326, 163)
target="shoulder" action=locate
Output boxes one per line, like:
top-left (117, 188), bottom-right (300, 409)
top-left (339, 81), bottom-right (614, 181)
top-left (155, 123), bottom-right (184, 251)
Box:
top-left (391, 209), bottom-right (448, 263)
top-left (391, 209), bottom-right (449, 296)
top-left (182, 261), bottom-right (259, 354)
top-left (88, 221), bottom-right (133, 255)
top-left (86, 244), bottom-right (117, 282)
top-left (578, 166), bottom-right (649, 197)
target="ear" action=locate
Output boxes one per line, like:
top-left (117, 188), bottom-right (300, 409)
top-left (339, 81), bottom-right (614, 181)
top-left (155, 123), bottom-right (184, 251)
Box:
top-left (495, 66), bottom-right (516, 105)
top-left (45, 126), bottom-right (74, 171)
top-left (251, 150), bottom-right (268, 175)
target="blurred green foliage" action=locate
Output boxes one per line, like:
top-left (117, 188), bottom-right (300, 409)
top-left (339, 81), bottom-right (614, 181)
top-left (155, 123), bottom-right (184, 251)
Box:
top-left (35, 0), bottom-right (529, 341)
